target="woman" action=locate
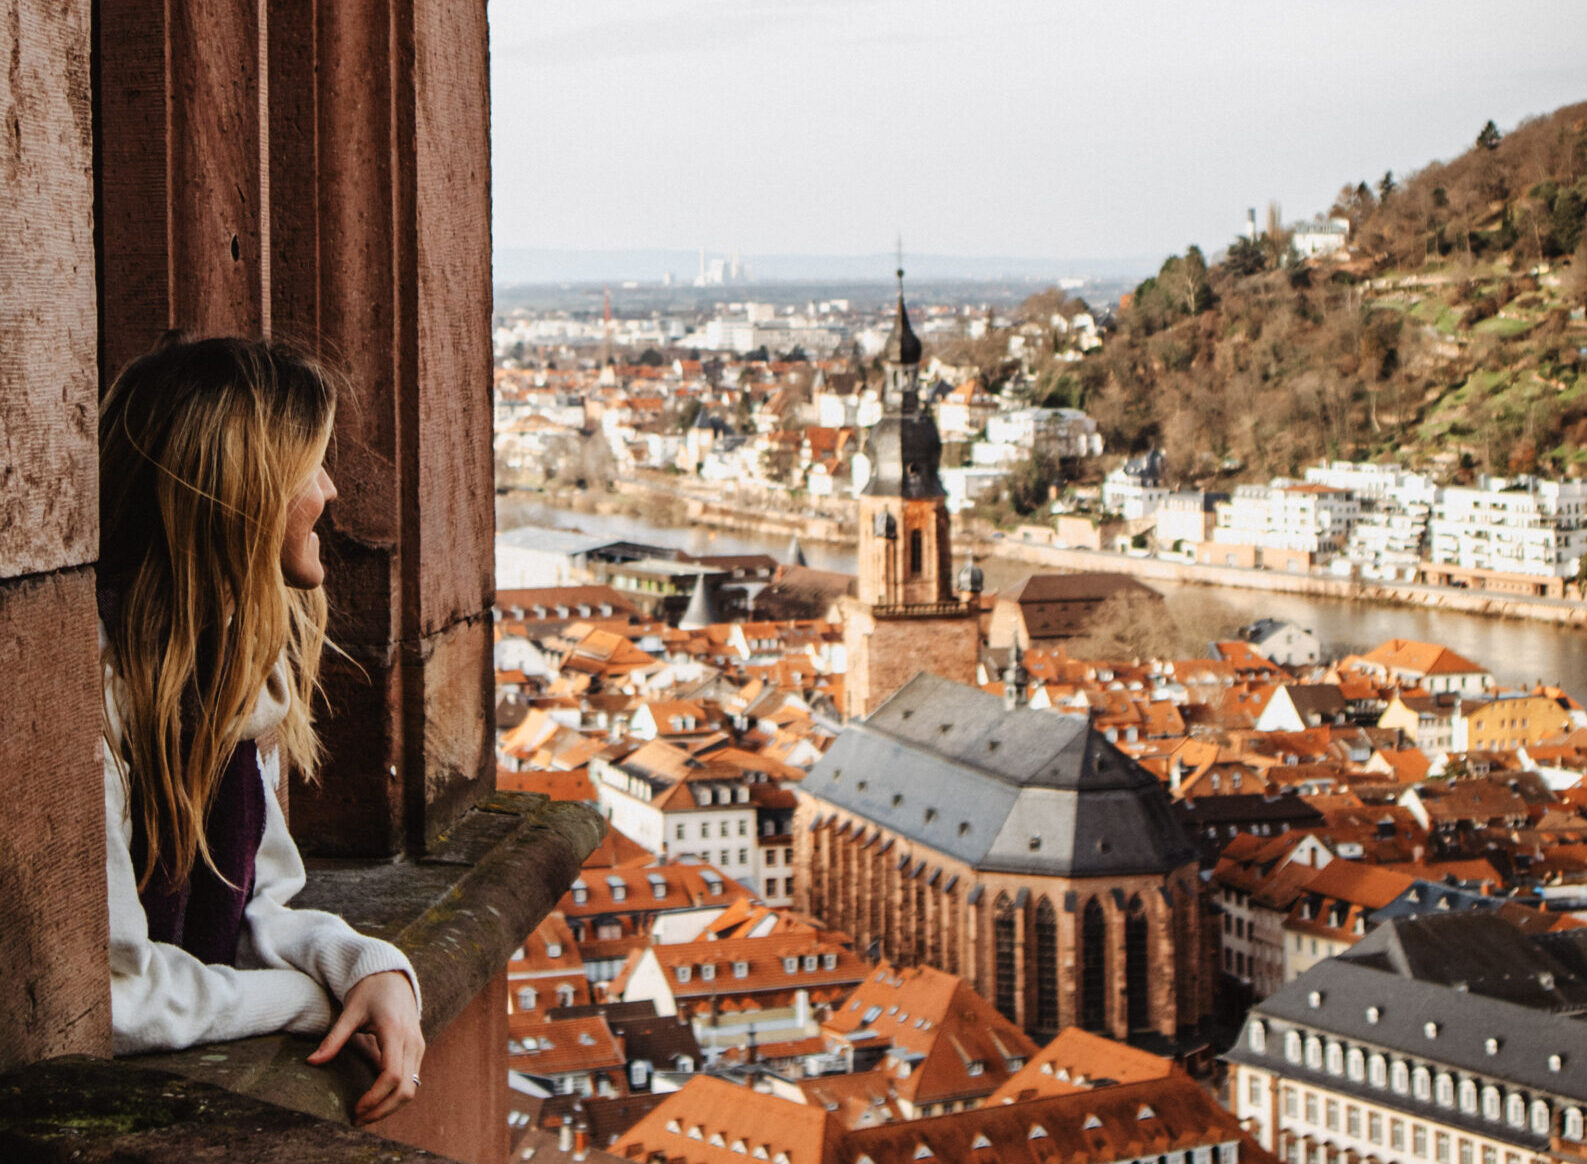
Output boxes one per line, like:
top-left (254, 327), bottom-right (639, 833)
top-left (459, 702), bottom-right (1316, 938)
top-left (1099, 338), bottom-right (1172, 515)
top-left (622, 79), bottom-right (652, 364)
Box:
top-left (99, 336), bottom-right (424, 1126)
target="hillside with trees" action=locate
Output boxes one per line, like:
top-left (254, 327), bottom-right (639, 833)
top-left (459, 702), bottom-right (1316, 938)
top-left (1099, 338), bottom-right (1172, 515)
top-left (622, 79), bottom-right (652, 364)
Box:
top-left (1072, 102), bottom-right (1587, 484)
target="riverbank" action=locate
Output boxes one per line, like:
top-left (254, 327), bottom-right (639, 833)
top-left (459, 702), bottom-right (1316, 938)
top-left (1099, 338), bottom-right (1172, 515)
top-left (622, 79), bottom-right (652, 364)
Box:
top-left (564, 478), bottom-right (1587, 629)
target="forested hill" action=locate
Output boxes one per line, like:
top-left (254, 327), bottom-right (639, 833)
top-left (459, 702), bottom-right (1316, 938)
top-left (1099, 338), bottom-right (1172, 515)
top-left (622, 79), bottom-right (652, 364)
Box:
top-left (1074, 102), bottom-right (1587, 483)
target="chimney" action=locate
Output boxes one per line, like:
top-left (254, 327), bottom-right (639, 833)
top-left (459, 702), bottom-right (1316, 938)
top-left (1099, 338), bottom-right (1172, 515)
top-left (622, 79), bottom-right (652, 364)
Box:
top-left (559, 1120), bottom-right (574, 1152)
top-left (575, 1124), bottom-right (590, 1159)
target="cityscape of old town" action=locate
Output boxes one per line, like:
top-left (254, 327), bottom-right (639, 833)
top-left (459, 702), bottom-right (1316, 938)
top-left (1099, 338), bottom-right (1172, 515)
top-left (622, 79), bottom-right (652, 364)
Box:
top-left (6, 4), bottom-right (1587, 1164)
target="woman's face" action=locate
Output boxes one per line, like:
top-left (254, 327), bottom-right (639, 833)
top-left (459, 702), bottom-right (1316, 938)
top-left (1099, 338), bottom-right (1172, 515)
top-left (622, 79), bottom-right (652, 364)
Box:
top-left (281, 462), bottom-right (337, 589)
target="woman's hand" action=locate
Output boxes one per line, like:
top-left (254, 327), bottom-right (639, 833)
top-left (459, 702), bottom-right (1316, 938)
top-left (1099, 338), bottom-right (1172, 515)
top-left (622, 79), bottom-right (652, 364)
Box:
top-left (307, 970), bottom-right (425, 1125)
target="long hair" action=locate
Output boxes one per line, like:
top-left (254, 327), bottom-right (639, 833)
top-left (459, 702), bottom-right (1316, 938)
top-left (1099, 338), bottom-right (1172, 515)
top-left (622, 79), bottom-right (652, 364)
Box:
top-left (100, 336), bottom-right (339, 890)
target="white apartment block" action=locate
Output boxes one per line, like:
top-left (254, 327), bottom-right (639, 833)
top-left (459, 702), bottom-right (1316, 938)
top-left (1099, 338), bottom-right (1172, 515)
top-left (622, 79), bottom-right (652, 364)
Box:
top-left (1156, 491), bottom-right (1222, 548)
top-left (1214, 483), bottom-right (1360, 560)
top-left (1304, 462), bottom-right (1433, 506)
top-left (1427, 476), bottom-right (1587, 579)
top-left (984, 407), bottom-right (1103, 460)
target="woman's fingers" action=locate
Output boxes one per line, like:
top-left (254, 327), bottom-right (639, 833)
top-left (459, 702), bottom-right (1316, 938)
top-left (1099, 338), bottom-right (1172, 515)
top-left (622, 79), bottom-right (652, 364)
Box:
top-left (306, 1004), bottom-right (362, 1065)
top-left (319, 971), bottom-right (425, 1124)
top-left (352, 1030), bottom-right (421, 1124)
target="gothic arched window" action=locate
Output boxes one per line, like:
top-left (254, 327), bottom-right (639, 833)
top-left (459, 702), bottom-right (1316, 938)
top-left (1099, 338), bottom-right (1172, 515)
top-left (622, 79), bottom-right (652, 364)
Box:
top-left (1034, 897), bottom-right (1060, 1038)
top-left (993, 894), bottom-right (1018, 1023)
top-left (1125, 895), bottom-right (1150, 1033)
top-left (1081, 897), bottom-right (1107, 1032)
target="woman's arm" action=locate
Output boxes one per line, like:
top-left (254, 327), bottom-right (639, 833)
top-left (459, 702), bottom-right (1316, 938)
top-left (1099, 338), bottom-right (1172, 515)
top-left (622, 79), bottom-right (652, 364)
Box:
top-left (241, 748), bottom-right (425, 1125)
top-left (235, 747), bottom-right (421, 1011)
top-left (105, 752), bottom-right (336, 1053)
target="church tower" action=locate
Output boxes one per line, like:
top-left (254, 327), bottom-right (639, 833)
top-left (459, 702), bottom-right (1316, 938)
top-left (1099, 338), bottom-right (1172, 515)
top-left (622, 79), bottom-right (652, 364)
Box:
top-left (842, 270), bottom-right (980, 719)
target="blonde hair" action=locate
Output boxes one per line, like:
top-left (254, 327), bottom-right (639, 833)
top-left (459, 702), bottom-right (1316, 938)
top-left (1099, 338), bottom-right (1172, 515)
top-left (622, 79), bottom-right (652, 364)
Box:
top-left (100, 336), bottom-right (338, 890)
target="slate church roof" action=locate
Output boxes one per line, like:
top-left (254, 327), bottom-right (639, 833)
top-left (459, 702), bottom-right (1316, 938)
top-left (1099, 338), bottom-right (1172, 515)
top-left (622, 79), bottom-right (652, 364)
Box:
top-left (806, 674), bottom-right (1197, 877)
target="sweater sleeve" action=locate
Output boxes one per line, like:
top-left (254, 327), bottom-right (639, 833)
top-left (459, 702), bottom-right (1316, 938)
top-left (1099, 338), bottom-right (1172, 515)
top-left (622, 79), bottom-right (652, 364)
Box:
top-left (233, 748), bottom-right (421, 1014)
top-left (106, 747), bottom-right (336, 1055)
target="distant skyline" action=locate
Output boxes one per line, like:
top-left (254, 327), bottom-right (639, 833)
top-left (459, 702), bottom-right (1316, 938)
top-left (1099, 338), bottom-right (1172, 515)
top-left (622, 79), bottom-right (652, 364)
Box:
top-left (488, 1), bottom-right (1587, 279)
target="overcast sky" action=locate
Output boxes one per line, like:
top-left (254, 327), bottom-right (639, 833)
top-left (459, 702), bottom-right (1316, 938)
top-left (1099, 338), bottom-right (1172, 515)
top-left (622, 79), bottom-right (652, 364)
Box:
top-left (488, 1), bottom-right (1587, 268)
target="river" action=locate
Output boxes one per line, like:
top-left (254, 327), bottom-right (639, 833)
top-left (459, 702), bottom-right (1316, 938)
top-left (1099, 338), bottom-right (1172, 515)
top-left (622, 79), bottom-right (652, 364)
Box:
top-left (501, 501), bottom-right (1587, 701)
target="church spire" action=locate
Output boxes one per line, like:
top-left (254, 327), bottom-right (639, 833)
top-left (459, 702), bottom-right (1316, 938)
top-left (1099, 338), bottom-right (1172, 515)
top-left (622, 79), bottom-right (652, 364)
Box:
top-left (880, 262), bottom-right (922, 372)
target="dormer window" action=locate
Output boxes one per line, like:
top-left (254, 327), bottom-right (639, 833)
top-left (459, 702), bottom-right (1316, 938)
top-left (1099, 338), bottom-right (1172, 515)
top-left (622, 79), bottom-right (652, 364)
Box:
top-left (803, 955), bottom-right (818, 972)
top-left (546, 942), bottom-right (562, 958)
top-left (700, 963), bottom-right (716, 981)
top-left (733, 961), bottom-right (748, 978)
top-left (966, 1060), bottom-right (985, 1077)
top-left (676, 965), bottom-right (692, 983)
top-left (783, 956), bottom-right (798, 974)
top-left (823, 953), bottom-right (837, 970)
top-left (571, 881), bottom-right (588, 905)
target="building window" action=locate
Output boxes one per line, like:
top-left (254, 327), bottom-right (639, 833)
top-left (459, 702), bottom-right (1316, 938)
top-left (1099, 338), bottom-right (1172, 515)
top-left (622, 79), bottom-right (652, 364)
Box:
top-left (1459, 1080), bottom-right (1478, 1114)
top-left (1080, 897), bottom-right (1106, 1032)
top-left (1436, 1133), bottom-right (1450, 1164)
top-left (1508, 1094), bottom-right (1527, 1128)
top-left (1459, 1141), bottom-right (1473, 1164)
top-left (1248, 1021), bottom-right (1267, 1054)
top-left (1414, 1068), bottom-right (1432, 1101)
top-left (1531, 1101), bottom-right (1551, 1137)
top-left (1436, 1074), bottom-right (1455, 1107)
top-left (1283, 1088), bottom-right (1297, 1118)
top-left (1483, 1087), bottom-right (1501, 1121)
top-left (1370, 1113), bottom-right (1383, 1145)
top-left (738, 848), bottom-right (747, 864)
top-left (1286, 1031), bottom-right (1303, 1064)
top-left (1347, 1107), bottom-right (1361, 1137)
top-left (1326, 1100), bottom-right (1339, 1131)
top-left (1414, 1126), bottom-right (1428, 1158)
top-left (1391, 1120), bottom-right (1406, 1151)
top-left (1348, 1048), bottom-right (1366, 1082)
top-left (765, 879), bottom-right (776, 897)
top-left (908, 529), bottom-right (923, 577)
top-left (676, 823), bottom-right (685, 840)
top-left (1370, 1054), bottom-right (1387, 1088)
top-left (1306, 1037), bottom-right (1324, 1071)
top-left (1392, 1060), bottom-right (1410, 1093)
top-left (1327, 1043), bottom-right (1344, 1075)
top-left (1249, 1076), bottom-right (1263, 1106)
top-left (783, 876), bottom-right (794, 896)
top-left (1126, 895), bottom-right (1151, 1033)
top-left (1034, 897), bottom-right (1060, 1039)
top-left (739, 820), bottom-right (748, 836)
top-left (1483, 1149), bottom-right (1495, 1164)
top-left (1305, 1094), bottom-right (1319, 1126)
top-left (1564, 1109), bottom-right (1584, 1141)
top-left (995, 894), bottom-right (1020, 1024)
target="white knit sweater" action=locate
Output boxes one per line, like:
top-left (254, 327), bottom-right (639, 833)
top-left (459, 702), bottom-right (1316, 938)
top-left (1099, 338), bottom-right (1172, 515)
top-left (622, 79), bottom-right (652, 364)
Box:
top-left (103, 632), bottom-right (419, 1055)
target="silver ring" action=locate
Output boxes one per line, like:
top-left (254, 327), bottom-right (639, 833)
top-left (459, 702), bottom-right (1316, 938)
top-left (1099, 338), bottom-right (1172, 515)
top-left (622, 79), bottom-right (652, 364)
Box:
top-left (411, 1074), bottom-right (422, 1087)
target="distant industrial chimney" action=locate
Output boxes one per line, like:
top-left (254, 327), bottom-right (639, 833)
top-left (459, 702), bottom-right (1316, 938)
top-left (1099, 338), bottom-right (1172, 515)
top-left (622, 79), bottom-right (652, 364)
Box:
top-left (1245, 208), bottom-right (1258, 242)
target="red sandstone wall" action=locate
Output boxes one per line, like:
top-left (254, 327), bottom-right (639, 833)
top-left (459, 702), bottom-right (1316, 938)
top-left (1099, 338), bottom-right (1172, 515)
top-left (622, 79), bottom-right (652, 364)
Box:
top-left (843, 601), bottom-right (980, 719)
top-left (0, 1), bottom-right (111, 1070)
top-left (374, 972), bottom-right (509, 1164)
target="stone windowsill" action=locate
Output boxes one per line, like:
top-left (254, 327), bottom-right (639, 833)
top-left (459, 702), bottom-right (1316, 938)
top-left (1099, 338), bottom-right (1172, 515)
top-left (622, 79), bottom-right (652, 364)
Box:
top-left (0, 791), bottom-right (604, 1157)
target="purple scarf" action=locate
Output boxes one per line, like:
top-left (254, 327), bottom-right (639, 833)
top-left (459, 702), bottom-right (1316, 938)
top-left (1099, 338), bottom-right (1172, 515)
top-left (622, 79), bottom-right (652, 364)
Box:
top-left (102, 587), bottom-right (267, 966)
